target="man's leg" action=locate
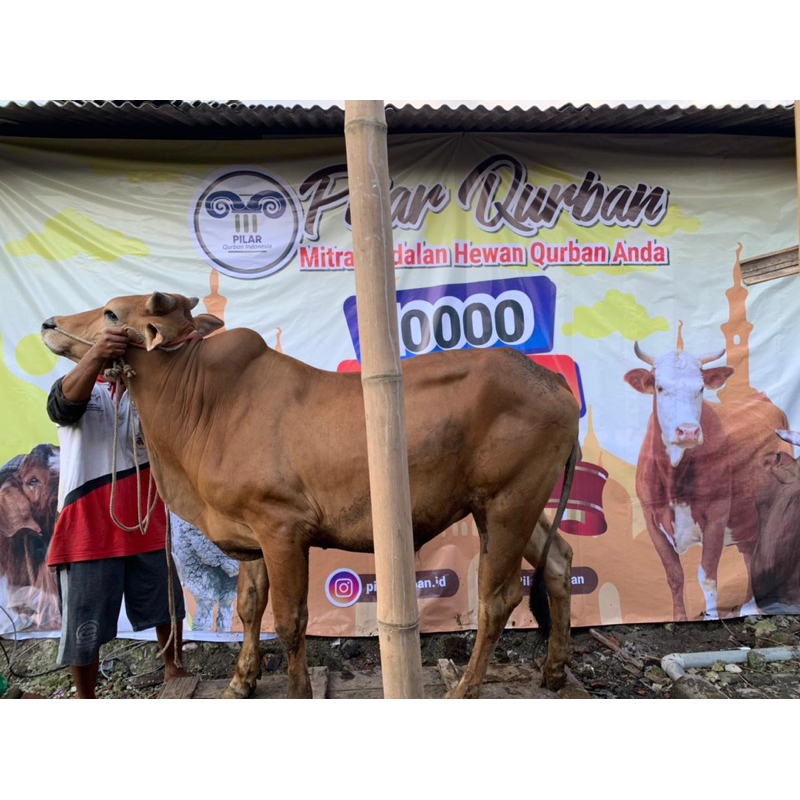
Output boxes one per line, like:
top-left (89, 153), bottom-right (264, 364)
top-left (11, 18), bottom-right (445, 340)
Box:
top-left (71, 654), bottom-right (100, 699)
top-left (125, 550), bottom-right (190, 681)
top-left (56, 561), bottom-right (124, 699)
top-left (156, 622), bottom-right (191, 681)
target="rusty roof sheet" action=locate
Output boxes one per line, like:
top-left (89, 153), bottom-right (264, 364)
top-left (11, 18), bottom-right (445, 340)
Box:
top-left (0, 100), bottom-right (794, 139)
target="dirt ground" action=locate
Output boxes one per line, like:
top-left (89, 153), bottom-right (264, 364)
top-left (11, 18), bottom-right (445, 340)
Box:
top-left (3, 613), bottom-right (799, 699)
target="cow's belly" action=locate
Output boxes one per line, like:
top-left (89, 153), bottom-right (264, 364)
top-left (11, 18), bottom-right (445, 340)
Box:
top-left (317, 490), bottom-right (471, 553)
top-left (665, 503), bottom-right (735, 555)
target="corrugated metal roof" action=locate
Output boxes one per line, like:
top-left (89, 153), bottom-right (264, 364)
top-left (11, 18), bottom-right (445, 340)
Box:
top-left (0, 100), bottom-right (794, 138)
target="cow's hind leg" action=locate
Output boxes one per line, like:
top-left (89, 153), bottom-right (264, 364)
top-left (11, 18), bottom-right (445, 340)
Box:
top-left (523, 514), bottom-right (572, 691)
top-left (262, 540), bottom-right (313, 699)
top-left (447, 509), bottom-right (530, 699)
top-left (223, 558), bottom-right (269, 699)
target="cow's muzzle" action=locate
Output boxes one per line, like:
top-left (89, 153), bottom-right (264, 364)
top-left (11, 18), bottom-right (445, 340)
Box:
top-left (674, 424), bottom-right (701, 445)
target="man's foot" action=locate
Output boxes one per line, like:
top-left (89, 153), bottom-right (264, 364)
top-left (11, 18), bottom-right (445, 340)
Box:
top-left (164, 666), bottom-right (193, 683)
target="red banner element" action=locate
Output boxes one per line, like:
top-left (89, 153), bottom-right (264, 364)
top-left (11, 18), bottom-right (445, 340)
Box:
top-left (547, 461), bottom-right (608, 536)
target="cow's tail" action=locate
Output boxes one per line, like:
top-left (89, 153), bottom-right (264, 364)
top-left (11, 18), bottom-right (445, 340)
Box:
top-left (529, 440), bottom-right (579, 638)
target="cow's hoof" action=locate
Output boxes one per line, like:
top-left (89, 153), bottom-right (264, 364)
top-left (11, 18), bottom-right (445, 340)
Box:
top-left (444, 683), bottom-right (479, 699)
top-left (221, 680), bottom-right (256, 699)
top-left (542, 669), bottom-right (567, 692)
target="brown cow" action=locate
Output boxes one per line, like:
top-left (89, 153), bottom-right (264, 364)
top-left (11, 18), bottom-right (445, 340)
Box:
top-left (41, 292), bottom-right (579, 699)
top-left (625, 342), bottom-right (789, 621)
top-left (751, 430), bottom-right (800, 613)
top-left (0, 444), bottom-right (60, 630)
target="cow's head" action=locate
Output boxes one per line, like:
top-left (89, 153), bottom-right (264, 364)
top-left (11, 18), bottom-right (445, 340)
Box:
top-left (41, 292), bottom-right (224, 362)
top-left (624, 341), bottom-right (733, 467)
top-left (0, 478), bottom-right (41, 538)
top-left (17, 445), bottom-right (59, 527)
top-left (763, 430), bottom-right (800, 484)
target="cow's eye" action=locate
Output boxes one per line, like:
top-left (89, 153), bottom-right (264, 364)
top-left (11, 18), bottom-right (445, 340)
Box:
top-left (104, 310), bottom-right (119, 323)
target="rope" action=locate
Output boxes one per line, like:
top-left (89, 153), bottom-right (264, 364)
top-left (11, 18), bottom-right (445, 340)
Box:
top-left (155, 509), bottom-right (182, 669)
top-left (108, 379), bottom-right (158, 534)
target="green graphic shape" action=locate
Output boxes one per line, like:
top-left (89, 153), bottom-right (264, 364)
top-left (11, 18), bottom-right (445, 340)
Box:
top-left (16, 334), bottom-right (58, 376)
top-left (562, 289), bottom-right (670, 340)
top-left (6, 208), bottom-right (149, 262)
top-left (0, 332), bottom-right (57, 464)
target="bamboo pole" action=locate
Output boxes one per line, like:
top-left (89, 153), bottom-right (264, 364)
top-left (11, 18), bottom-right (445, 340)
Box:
top-left (796, 101), bottom-right (800, 257)
top-left (343, 100), bottom-right (424, 698)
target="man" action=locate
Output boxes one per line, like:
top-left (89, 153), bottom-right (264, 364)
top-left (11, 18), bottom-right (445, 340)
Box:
top-left (47, 326), bottom-right (189, 698)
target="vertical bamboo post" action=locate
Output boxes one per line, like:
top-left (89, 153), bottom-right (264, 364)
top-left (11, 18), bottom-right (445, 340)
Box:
top-left (795, 101), bottom-right (800, 257)
top-left (343, 100), bottom-right (424, 698)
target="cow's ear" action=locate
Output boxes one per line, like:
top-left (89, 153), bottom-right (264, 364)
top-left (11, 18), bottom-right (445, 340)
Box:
top-left (193, 314), bottom-right (224, 338)
top-left (702, 365), bottom-right (734, 390)
top-left (624, 368), bottom-right (655, 394)
top-left (144, 322), bottom-right (165, 351)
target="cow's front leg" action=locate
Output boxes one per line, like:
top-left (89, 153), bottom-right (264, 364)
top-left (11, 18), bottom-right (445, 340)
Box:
top-left (223, 558), bottom-right (269, 699)
top-left (699, 519), bottom-right (726, 620)
top-left (264, 540), bottom-right (312, 699)
top-left (645, 511), bottom-right (688, 621)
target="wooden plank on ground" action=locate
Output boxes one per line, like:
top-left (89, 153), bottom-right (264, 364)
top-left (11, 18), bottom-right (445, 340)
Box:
top-left (437, 659), bottom-right (460, 693)
top-left (309, 666), bottom-right (329, 699)
top-left (157, 675), bottom-right (200, 699)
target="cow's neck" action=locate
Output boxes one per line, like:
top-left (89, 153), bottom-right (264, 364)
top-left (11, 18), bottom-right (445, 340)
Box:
top-left (120, 341), bottom-right (211, 501)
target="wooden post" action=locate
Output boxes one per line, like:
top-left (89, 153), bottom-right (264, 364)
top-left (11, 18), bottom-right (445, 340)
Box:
top-left (796, 101), bottom-right (800, 256)
top-left (343, 100), bottom-right (424, 698)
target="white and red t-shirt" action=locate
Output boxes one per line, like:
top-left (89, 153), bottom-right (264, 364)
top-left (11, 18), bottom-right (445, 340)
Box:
top-left (47, 378), bottom-right (167, 566)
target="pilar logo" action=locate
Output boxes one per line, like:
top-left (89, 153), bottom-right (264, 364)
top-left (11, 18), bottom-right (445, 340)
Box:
top-left (191, 167), bottom-right (302, 280)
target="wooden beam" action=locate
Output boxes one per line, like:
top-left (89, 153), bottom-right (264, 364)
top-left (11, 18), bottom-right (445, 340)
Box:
top-left (739, 102), bottom-right (800, 285)
top-left (740, 245), bottom-right (799, 285)
top-left (343, 100), bottom-right (424, 699)
top-left (796, 100), bottom-right (800, 266)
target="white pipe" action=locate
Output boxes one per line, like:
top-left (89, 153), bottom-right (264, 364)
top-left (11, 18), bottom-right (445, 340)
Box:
top-left (661, 646), bottom-right (800, 681)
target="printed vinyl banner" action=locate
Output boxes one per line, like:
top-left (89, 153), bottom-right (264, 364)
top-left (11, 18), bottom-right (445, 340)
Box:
top-left (1, 133), bottom-right (799, 640)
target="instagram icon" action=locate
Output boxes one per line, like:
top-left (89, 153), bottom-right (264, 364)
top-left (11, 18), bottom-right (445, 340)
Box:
top-left (325, 569), bottom-right (363, 608)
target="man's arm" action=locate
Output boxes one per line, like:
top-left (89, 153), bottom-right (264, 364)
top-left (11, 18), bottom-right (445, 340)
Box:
top-left (47, 327), bottom-right (130, 425)
top-left (60, 327), bottom-right (130, 402)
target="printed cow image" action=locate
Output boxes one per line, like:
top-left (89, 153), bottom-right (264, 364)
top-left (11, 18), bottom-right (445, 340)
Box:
top-left (170, 512), bottom-right (239, 631)
top-left (0, 444), bottom-right (60, 631)
top-left (624, 342), bottom-right (789, 621)
top-left (751, 430), bottom-right (800, 613)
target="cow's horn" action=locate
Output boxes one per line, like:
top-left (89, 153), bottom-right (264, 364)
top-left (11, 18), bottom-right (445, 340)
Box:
top-left (776, 429), bottom-right (800, 447)
top-left (698, 348), bottom-right (726, 365)
top-left (188, 297), bottom-right (199, 309)
top-left (145, 292), bottom-right (177, 315)
top-left (634, 341), bottom-right (654, 365)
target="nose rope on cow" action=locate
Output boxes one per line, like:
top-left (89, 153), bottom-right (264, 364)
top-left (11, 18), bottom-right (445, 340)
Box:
top-left (52, 324), bottom-right (182, 667)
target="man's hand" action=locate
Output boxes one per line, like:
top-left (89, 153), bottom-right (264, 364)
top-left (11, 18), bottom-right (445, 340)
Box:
top-left (61, 326), bottom-right (130, 402)
top-left (89, 327), bottom-right (130, 361)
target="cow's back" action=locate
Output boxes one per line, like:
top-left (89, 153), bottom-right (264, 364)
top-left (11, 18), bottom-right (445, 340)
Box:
top-left (298, 346), bottom-right (579, 550)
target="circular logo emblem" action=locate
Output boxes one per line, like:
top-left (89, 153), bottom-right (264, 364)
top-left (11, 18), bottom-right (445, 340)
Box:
top-left (191, 167), bottom-right (302, 280)
top-left (324, 568), bottom-right (363, 608)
